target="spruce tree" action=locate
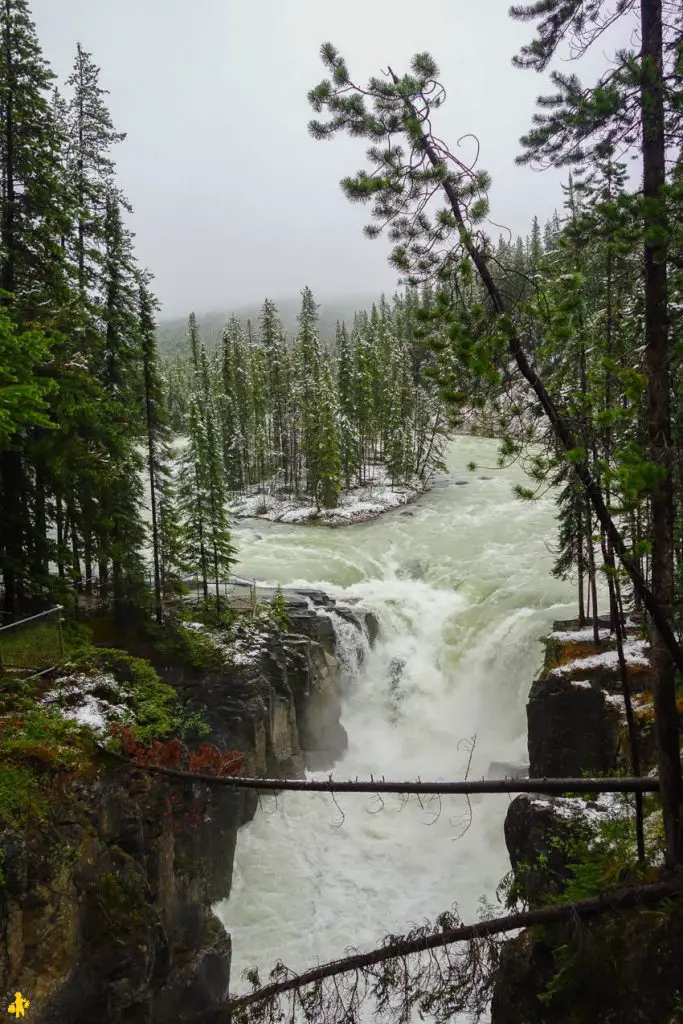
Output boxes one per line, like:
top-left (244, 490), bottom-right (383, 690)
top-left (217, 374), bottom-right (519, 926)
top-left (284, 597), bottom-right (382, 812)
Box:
top-left (259, 298), bottom-right (288, 484)
top-left (139, 275), bottom-right (181, 621)
top-left (97, 193), bottom-right (146, 613)
top-left (0, 0), bottom-right (72, 616)
top-left (335, 321), bottom-right (357, 488)
top-left (293, 286), bottom-right (323, 496)
top-left (65, 43), bottom-right (126, 301)
top-left (314, 361), bottom-right (342, 509)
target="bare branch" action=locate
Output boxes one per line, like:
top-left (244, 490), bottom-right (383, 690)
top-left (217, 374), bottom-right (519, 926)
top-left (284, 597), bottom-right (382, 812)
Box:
top-left (203, 880), bottom-right (681, 1024)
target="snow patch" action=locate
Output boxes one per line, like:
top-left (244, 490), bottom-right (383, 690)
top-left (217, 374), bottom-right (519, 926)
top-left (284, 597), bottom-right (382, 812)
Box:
top-left (228, 466), bottom-right (425, 525)
top-left (179, 619), bottom-right (271, 667)
top-left (549, 638), bottom-right (650, 676)
top-left (549, 628), bottom-right (612, 642)
top-left (531, 791), bottom-right (627, 824)
top-left (40, 672), bottom-right (129, 735)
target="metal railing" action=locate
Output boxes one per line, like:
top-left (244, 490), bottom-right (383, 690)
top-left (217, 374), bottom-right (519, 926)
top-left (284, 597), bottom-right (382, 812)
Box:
top-left (179, 572), bottom-right (260, 615)
top-left (0, 605), bottom-right (65, 679)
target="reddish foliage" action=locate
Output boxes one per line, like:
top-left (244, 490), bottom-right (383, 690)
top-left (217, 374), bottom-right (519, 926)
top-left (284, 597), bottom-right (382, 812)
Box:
top-left (109, 725), bottom-right (245, 778)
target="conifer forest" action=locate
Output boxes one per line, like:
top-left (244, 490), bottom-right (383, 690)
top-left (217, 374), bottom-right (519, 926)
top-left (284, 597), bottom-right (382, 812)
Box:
top-left (2, 0), bottom-right (683, 1021)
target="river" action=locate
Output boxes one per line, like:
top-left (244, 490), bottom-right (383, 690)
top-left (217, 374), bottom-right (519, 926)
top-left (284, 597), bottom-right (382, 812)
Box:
top-left (214, 435), bottom-right (576, 1016)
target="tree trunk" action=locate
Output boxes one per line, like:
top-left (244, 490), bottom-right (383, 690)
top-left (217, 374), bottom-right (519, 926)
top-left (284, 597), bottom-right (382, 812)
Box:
top-left (0, 3), bottom-right (21, 621)
top-left (144, 359), bottom-right (163, 624)
top-left (392, 57), bottom-right (683, 861)
top-left (639, 0), bottom-right (682, 865)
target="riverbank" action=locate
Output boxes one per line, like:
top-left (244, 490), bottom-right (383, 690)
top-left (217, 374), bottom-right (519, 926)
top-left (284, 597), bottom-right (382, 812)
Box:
top-left (228, 471), bottom-right (428, 525)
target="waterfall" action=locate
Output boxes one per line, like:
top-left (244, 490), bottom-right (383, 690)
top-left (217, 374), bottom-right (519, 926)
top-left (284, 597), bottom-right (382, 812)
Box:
top-left (216, 436), bottom-right (576, 1021)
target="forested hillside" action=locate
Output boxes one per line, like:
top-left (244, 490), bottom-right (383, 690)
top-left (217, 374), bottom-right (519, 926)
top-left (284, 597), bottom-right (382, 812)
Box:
top-left (155, 295), bottom-right (377, 357)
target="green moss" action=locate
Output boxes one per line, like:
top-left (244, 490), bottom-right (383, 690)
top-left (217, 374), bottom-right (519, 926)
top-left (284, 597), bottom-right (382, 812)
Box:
top-left (0, 764), bottom-right (44, 827)
top-left (95, 868), bottom-right (147, 929)
top-left (0, 619), bottom-right (63, 672)
top-left (70, 648), bottom-right (178, 738)
top-left (149, 619), bottom-right (226, 671)
top-left (0, 702), bottom-right (95, 827)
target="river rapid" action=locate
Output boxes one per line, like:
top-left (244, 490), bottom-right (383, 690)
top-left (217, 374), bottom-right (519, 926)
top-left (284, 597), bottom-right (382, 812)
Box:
top-left (215, 435), bottom-right (576, 1014)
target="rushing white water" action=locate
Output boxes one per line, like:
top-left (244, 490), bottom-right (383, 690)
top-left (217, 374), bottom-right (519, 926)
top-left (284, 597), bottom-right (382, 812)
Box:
top-left (215, 436), bottom-right (576, 1014)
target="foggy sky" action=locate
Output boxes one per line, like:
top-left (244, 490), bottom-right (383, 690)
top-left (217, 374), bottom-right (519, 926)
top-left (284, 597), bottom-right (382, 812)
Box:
top-left (30, 1), bottom-right (632, 319)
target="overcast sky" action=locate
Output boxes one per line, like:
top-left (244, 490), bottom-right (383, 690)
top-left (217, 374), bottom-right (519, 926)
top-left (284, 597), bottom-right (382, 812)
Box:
top-left (30, 1), bottom-right (631, 319)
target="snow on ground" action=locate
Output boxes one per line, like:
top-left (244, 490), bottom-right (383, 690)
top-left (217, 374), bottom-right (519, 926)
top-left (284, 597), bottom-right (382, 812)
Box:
top-left (531, 791), bottom-right (628, 824)
top-left (228, 467), bottom-right (424, 525)
top-left (179, 618), bottom-right (271, 667)
top-left (549, 638), bottom-right (650, 676)
top-left (549, 627), bottom-right (613, 643)
top-left (548, 620), bottom-right (638, 644)
top-left (603, 691), bottom-right (652, 714)
top-left (40, 672), bottom-right (130, 734)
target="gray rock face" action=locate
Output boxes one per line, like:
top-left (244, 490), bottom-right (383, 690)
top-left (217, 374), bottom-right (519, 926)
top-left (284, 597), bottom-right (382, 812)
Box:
top-left (503, 794), bottom-right (586, 908)
top-left (527, 675), bottom-right (620, 778)
top-left (1, 592), bottom-right (376, 1024)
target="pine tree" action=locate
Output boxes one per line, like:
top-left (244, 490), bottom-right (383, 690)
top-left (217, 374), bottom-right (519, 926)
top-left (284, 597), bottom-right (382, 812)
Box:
top-left (259, 298), bottom-right (288, 483)
top-left (511, 0), bottom-right (682, 862)
top-left (97, 193), bottom-right (146, 614)
top-left (65, 43), bottom-right (126, 301)
top-left (0, 0), bottom-right (72, 616)
top-left (307, 37), bottom-right (683, 863)
top-left (293, 286), bottom-right (323, 495)
top-left (139, 275), bottom-right (181, 621)
top-left (314, 361), bottom-right (342, 509)
top-left (335, 321), bottom-right (357, 488)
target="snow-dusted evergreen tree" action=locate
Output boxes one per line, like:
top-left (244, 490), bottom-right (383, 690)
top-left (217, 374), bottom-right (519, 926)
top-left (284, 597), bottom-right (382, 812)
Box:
top-left (177, 393), bottom-right (210, 600)
top-left (188, 311), bottom-right (200, 372)
top-left (198, 347), bottom-right (236, 606)
top-left (313, 361), bottom-right (342, 509)
top-left (177, 347), bottom-right (236, 605)
top-left (163, 285), bottom-right (454, 508)
top-left (353, 321), bottom-right (375, 484)
top-left (293, 286), bottom-right (324, 496)
top-left (139, 275), bottom-right (182, 620)
top-left (230, 315), bottom-right (254, 489)
top-left (259, 299), bottom-right (288, 484)
top-left (218, 322), bottom-right (240, 490)
top-left (249, 319), bottom-right (269, 485)
top-left (335, 321), bottom-right (357, 488)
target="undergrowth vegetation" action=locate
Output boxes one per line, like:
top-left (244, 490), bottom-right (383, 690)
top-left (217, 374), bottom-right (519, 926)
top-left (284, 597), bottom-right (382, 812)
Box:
top-left (0, 598), bottom-right (290, 832)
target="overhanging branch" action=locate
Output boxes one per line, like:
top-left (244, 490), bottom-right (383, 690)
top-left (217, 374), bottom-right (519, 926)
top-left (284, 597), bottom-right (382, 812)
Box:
top-left (203, 879), bottom-right (681, 1021)
top-left (103, 751), bottom-right (660, 795)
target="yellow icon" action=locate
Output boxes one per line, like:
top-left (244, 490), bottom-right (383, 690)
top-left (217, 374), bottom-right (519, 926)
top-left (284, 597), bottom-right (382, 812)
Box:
top-left (7, 993), bottom-right (29, 1018)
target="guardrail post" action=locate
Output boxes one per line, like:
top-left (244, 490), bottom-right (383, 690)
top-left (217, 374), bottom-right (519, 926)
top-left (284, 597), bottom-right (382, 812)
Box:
top-left (56, 606), bottom-right (65, 661)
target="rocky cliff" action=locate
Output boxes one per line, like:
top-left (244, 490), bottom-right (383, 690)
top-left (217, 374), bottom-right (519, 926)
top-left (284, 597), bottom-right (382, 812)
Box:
top-left (491, 617), bottom-right (683, 1024)
top-left (0, 593), bottom-right (376, 1023)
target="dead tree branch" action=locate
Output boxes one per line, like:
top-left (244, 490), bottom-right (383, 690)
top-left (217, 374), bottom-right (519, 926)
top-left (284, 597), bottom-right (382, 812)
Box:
top-left (203, 879), bottom-right (681, 1023)
top-left (100, 749), bottom-right (660, 795)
